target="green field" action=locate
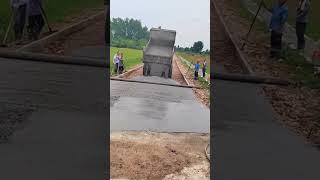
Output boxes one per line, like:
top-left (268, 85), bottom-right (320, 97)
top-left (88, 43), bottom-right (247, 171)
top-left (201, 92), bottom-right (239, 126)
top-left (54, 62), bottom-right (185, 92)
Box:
top-left (0, 0), bottom-right (102, 43)
top-left (176, 52), bottom-right (210, 74)
top-left (110, 47), bottom-right (143, 75)
top-left (253, 0), bottom-right (320, 41)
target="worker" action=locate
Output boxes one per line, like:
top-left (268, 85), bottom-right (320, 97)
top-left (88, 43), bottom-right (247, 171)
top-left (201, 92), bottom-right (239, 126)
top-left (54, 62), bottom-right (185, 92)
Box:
top-left (202, 59), bottom-right (207, 78)
top-left (27, 0), bottom-right (44, 40)
top-left (10, 0), bottom-right (27, 44)
top-left (194, 60), bottom-right (200, 80)
top-left (296, 0), bottom-right (311, 51)
top-left (263, 0), bottom-right (288, 60)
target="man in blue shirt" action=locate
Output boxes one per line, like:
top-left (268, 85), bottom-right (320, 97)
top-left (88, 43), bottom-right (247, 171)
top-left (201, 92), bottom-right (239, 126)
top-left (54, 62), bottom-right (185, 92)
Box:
top-left (296, 0), bottom-right (310, 50)
top-left (263, 0), bottom-right (288, 59)
top-left (194, 60), bottom-right (200, 80)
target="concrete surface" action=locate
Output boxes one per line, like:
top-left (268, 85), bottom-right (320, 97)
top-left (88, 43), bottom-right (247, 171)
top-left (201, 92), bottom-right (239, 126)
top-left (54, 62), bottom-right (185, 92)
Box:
top-left (110, 77), bottom-right (209, 133)
top-left (213, 79), bottom-right (320, 180)
top-left (69, 46), bottom-right (107, 60)
top-left (0, 57), bottom-right (107, 180)
top-left (131, 76), bottom-right (179, 85)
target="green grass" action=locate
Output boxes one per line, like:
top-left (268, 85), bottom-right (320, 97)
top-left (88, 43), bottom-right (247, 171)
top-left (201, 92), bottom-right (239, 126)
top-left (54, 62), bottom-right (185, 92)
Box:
top-left (110, 47), bottom-right (143, 75)
top-left (0, 0), bottom-right (102, 43)
top-left (253, 0), bottom-right (320, 41)
top-left (176, 52), bottom-right (211, 74)
top-left (282, 48), bottom-right (320, 89)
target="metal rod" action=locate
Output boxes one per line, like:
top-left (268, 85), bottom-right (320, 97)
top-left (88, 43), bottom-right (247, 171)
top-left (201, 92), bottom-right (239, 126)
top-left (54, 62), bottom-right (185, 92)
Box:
top-left (241, 0), bottom-right (264, 50)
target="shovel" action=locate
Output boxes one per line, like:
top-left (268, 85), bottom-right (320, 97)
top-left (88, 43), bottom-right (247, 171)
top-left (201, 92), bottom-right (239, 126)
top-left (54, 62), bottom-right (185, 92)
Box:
top-left (241, 0), bottom-right (264, 50)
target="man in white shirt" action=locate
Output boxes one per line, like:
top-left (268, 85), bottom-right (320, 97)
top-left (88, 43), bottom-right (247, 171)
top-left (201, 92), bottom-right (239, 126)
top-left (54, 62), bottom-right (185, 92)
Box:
top-left (10, 0), bottom-right (28, 43)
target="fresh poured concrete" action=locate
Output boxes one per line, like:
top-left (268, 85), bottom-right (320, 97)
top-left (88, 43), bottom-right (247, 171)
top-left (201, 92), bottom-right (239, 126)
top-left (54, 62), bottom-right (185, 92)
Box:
top-left (110, 76), bottom-right (209, 133)
top-left (0, 57), bottom-right (107, 180)
top-left (214, 79), bottom-right (320, 180)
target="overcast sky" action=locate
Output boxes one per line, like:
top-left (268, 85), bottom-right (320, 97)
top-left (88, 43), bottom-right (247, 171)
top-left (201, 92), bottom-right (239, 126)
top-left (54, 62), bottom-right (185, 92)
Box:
top-left (111, 0), bottom-right (210, 50)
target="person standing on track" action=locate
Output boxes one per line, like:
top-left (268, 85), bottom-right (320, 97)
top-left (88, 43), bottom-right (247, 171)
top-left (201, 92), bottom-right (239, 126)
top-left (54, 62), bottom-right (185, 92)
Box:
top-left (194, 60), bottom-right (200, 80)
top-left (10, 0), bottom-right (27, 44)
top-left (263, 0), bottom-right (288, 61)
top-left (296, 0), bottom-right (311, 51)
top-left (27, 0), bottom-right (45, 40)
top-left (202, 59), bottom-right (207, 78)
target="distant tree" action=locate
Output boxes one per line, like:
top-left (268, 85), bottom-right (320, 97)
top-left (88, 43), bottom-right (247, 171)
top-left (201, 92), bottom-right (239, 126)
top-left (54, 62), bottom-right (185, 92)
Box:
top-left (110, 17), bottom-right (149, 49)
top-left (192, 41), bottom-right (204, 53)
top-left (111, 17), bottom-right (149, 40)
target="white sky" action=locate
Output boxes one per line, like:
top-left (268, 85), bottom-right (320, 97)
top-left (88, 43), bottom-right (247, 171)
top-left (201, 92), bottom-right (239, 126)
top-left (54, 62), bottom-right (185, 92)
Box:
top-left (111, 0), bottom-right (210, 50)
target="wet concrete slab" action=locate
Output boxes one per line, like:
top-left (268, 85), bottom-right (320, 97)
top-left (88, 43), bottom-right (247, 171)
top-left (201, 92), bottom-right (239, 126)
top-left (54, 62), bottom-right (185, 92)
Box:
top-left (214, 79), bottom-right (320, 180)
top-left (0, 110), bottom-right (105, 180)
top-left (110, 77), bottom-right (209, 133)
top-left (131, 76), bottom-right (179, 85)
top-left (0, 57), bottom-right (107, 180)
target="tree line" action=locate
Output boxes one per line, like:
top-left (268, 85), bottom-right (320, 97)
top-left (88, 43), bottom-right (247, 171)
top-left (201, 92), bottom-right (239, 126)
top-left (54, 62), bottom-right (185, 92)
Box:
top-left (111, 17), bottom-right (149, 50)
top-left (175, 41), bottom-right (210, 55)
top-left (111, 17), bottom-right (209, 55)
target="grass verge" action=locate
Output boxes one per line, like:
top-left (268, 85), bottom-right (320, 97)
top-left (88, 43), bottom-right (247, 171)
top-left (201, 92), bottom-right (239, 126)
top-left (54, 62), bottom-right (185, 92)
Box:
top-left (282, 47), bottom-right (320, 89)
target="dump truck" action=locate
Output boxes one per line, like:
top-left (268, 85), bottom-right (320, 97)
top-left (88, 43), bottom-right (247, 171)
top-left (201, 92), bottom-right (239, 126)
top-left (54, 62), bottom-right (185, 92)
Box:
top-left (143, 27), bottom-right (176, 78)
